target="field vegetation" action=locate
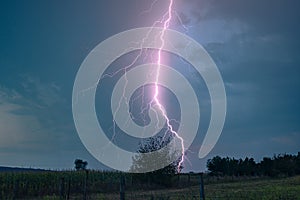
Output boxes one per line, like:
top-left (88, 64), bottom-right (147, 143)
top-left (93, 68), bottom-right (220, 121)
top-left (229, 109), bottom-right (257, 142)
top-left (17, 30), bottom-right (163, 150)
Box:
top-left (1, 171), bottom-right (299, 199)
top-left (1, 152), bottom-right (299, 199)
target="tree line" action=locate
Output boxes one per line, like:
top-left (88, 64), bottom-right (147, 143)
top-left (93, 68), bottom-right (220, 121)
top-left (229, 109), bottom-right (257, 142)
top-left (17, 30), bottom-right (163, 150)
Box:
top-left (207, 152), bottom-right (300, 177)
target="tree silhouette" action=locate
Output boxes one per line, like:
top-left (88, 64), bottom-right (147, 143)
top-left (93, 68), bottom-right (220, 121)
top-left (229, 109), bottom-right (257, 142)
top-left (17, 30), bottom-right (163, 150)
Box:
top-left (131, 135), bottom-right (183, 173)
top-left (131, 135), bottom-right (183, 186)
top-left (74, 159), bottom-right (88, 171)
top-left (207, 152), bottom-right (300, 177)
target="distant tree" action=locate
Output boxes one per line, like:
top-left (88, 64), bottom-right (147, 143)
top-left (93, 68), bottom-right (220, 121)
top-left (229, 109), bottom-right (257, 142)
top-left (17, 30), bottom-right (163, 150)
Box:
top-left (239, 157), bottom-right (257, 176)
top-left (296, 152), bottom-right (300, 174)
top-left (273, 154), bottom-right (297, 176)
top-left (208, 152), bottom-right (300, 178)
top-left (248, 158), bottom-right (257, 176)
top-left (260, 157), bottom-right (274, 176)
top-left (74, 159), bottom-right (88, 171)
top-left (207, 156), bottom-right (224, 176)
top-left (228, 157), bottom-right (239, 176)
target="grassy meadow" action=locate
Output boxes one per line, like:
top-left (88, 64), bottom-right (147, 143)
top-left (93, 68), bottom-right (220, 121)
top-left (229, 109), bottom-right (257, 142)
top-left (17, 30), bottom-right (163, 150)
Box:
top-left (86, 175), bottom-right (300, 200)
top-left (0, 170), bottom-right (299, 199)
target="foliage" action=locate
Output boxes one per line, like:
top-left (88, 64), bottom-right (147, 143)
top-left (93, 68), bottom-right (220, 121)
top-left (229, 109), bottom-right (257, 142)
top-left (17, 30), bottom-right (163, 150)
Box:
top-left (130, 135), bottom-right (183, 186)
top-left (207, 152), bottom-right (300, 177)
top-left (74, 159), bottom-right (88, 171)
top-left (0, 170), bottom-right (299, 199)
top-left (0, 170), bottom-right (125, 199)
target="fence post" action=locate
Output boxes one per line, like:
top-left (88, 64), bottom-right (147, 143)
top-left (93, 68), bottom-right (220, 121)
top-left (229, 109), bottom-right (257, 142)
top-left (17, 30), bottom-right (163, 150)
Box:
top-left (67, 178), bottom-right (71, 200)
top-left (13, 179), bottom-right (19, 199)
top-left (199, 173), bottom-right (205, 200)
top-left (177, 174), bottom-right (180, 187)
top-left (83, 170), bottom-right (88, 200)
top-left (120, 175), bottom-right (125, 200)
top-left (59, 177), bottom-right (65, 199)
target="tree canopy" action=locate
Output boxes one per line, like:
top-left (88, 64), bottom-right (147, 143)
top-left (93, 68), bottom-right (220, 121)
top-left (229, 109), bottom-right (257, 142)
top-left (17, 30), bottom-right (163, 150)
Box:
top-left (207, 152), bottom-right (300, 177)
top-left (131, 135), bottom-right (183, 186)
top-left (74, 159), bottom-right (88, 171)
top-left (131, 135), bottom-right (183, 174)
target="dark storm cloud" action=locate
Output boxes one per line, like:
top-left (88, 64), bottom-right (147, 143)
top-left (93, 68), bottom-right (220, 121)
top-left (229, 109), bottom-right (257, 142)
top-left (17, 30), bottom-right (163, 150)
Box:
top-left (185, 0), bottom-right (300, 29)
top-left (0, 0), bottom-right (161, 170)
top-left (172, 0), bottom-right (300, 170)
top-left (177, 0), bottom-right (300, 45)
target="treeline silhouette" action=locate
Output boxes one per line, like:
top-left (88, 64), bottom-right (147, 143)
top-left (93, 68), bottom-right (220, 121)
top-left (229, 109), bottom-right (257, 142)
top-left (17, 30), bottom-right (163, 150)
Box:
top-left (207, 152), bottom-right (300, 177)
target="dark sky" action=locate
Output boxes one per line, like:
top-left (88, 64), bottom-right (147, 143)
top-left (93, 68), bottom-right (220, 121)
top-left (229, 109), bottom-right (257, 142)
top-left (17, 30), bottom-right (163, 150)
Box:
top-left (0, 0), bottom-right (299, 172)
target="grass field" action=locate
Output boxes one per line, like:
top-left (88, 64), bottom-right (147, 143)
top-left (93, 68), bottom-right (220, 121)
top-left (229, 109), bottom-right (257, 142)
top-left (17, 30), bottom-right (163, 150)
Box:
top-left (35, 175), bottom-right (300, 199)
top-left (203, 176), bottom-right (300, 200)
top-left (83, 176), bottom-right (300, 200)
top-left (1, 171), bottom-right (299, 199)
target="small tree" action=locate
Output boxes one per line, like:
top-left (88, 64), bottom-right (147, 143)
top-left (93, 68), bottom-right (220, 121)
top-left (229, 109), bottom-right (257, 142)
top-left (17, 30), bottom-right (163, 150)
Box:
top-left (74, 159), bottom-right (88, 171)
top-left (131, 135), bottom-right (183, 187)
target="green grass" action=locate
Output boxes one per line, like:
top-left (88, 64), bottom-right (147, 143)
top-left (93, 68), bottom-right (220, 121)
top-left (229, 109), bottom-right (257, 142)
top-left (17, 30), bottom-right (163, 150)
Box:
top-left (204, 176), bottom-right (300, 200)
top-left (76, 175), bottom-right (300, 199)
top-left (1, 171), bottom-right (299, 199)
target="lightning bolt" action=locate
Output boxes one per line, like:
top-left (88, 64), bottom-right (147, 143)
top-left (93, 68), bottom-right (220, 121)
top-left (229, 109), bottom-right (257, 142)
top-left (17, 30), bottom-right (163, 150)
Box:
top-left (75, 0), bottom-right (186, 173)
top-left (112, 0), bottom-right (185, 172)
top-left (151, 0), bottom-right (185, 172)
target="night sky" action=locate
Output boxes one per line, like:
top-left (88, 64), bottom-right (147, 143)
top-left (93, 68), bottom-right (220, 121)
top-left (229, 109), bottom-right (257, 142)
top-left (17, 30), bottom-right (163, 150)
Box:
top-left (0, 0), bottom-right (299, 172)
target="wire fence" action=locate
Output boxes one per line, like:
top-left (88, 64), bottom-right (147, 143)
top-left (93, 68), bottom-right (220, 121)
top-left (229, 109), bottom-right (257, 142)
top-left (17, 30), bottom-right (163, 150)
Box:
top-left (0, 171), bottom-right (299, 199)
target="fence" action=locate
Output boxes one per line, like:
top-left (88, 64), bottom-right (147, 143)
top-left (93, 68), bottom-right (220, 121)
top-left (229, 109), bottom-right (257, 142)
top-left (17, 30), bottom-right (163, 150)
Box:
top-left (0, 171), bottom-right (299, 199)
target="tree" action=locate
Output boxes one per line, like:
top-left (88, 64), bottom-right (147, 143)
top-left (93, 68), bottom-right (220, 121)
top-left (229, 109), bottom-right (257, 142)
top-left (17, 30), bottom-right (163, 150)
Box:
top-left (207, 153), bottom-right (300, 177)
top-left (74, 159), bottom-right (88, 171)
top-left (207, 156), bottom-right (223, 176)
top-left (131, 135), bottom-right (183, 174)
top-left (130, 135), bottom-right (183, 186)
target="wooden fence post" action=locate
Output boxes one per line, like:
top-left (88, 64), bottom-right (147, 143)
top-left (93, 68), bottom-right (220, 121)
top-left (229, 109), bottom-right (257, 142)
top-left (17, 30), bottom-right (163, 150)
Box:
top-left (83, 170), bottom-right (88, 200)
top-left (67, 178), bottom-right (71, 200)
top-left (59, 177), bottom-right (65, 199)
top-left (120, 175), bottom-right (125, 200)
top-left (177, 174), bottom-right (180, 187)
top-left (13, 179), bottom-right (19, 199)
top-left (199, 173), bottom-right (205, 200)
